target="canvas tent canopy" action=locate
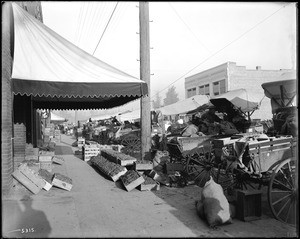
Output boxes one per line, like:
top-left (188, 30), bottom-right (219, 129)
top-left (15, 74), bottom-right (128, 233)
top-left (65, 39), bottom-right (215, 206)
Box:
top-left (11, 3), bottom-right (148, 110)
top-left (157, 95), bottom-right (210, 116)
top-left (119, 109), bottom-right (141, 122)
top-left (50, 112), bottom-right (67, 122)
top-left (210, 88), bottom-right (259, 116)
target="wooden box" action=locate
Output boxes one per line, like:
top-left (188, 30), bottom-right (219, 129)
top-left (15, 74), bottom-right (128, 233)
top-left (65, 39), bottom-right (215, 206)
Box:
top-left (25, 155), bottom-right (39, 161)
top-left (83, 145), bottom-right (100, 162)
top-left (22, 160), bottom-right (40, 172)
top-left (40, 161), bottom-right (52, 172)
top-left (236, 190), bottom-right (262, 221)
top-left (25, 147), bottom-right (39, 156)
top-left (135, 161), bottom-right (153, 171)
top-left (39, 150), bottom-right (55, 156)
top-left (12, 163), bottom-right (46, 194)
top-left (213, 137), bottom-right (231, 148)
top-left (52, 155), bottom-right (64, 165)
top-left (123, 176), bottom-right (145, 192)
top-left (39, 155), bottom-right (53, 162)
top-left (111, 168), bottom-right (127, 182)
top-left (52, 173), bottom-right (73, 191)
top-left (12, 170), bottom-right (42, 194)
top-left (120, 171), bottom-right (145, 192)
top-left (38, 169), bottom-right (54, 191)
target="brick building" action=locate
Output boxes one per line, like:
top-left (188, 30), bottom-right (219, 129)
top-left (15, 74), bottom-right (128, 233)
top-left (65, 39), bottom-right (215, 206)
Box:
top-left (185, 62), bottom-right (296, 120)
top-left (2, 2), bottom-right (43, 194)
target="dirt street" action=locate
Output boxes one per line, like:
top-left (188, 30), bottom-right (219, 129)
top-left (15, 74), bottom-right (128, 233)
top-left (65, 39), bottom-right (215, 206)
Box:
top-left (2, 134), bottom-right (297, 238)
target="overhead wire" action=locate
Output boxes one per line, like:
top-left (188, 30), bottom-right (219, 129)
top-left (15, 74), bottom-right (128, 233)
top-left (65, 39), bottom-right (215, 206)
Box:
top-left (75, 3), bottom-right (84, 45)
top-left (150, 2), bottom-right (291, 100)
top-left (84, 2), bottom-right (99, 46)
top-left (168, 2), bottom-right (211, 54)
top-left (76, 2), bottom-right (87, 46)
top-left (92, 2), bottom-right (119, 55)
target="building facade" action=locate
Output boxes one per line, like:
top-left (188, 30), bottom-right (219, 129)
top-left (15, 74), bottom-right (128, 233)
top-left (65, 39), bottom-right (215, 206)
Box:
top-left (185, 62), bottom-right (296, 120)
top-left (2, 2), bottom-right (43, 194)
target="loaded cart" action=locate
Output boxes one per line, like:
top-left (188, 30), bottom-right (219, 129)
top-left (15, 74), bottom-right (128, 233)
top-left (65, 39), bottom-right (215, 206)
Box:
top-left (173, 79), bottom-right (297, 226)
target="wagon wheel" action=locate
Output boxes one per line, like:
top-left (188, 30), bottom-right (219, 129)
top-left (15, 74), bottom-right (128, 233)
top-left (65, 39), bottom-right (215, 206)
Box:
top-left (223, 167), bottom-right (260, 196)
top-left (183, 145), bottom-right (230, 187)
top-left (121, 134), bottom-right (141, 155)
top-left (268, 158), bottom-right (296, 226)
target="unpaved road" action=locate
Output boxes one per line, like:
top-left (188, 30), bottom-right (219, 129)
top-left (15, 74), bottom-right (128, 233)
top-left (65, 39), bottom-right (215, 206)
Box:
top-left (2, 134), bottom-right (297, 238)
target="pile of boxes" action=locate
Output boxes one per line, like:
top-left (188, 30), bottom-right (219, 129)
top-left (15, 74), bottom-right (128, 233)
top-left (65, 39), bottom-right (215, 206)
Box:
top-left (12, 145), bottom-right (73, 194)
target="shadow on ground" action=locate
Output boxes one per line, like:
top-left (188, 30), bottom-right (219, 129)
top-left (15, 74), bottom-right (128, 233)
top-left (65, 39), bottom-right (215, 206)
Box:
top-left (2, 196), bottom-right (52, 238)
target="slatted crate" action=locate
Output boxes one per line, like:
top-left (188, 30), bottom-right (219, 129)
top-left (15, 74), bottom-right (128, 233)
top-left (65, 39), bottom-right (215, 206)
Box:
top-left (83, 144), bottom-right (100, 162)
top-left (77, 137), bottom-right (85, 148)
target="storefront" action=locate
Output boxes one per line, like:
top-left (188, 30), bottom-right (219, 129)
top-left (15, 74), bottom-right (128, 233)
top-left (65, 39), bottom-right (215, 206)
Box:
top-left (2, 2), bottom-right (148, 194)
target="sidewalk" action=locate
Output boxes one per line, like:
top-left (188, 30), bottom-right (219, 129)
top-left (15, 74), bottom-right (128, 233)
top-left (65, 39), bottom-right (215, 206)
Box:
top-left (2, 134), bottom-right (297, 238)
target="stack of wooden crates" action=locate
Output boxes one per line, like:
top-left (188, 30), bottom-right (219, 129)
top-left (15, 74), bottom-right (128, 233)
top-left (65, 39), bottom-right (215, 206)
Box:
top-left (83, 143), bottom-right (100, 162)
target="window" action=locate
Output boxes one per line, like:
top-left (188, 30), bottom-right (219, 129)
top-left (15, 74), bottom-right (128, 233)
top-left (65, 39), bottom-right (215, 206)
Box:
top-left (187, 88), bottom-right (196, 98)
top-left (213, 79), bottom-right (226, 95)
top-left (199, 84), bottom-right (210, 95)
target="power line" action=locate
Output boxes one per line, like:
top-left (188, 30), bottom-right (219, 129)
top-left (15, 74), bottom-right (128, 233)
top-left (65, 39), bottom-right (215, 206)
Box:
top-left (150, 2), bottom-right (291, 100)
top-left (168, 2), bottom-right (211, 54)
top-left (92, 2), bottom-right (119, 56)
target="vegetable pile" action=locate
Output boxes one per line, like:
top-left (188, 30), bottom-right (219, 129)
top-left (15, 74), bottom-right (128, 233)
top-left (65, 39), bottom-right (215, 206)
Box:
top-left (142, 174), bottom-right (157, 185)
top-left (53, 173), bottom-right (72, 184)
top-left (120, 170), bottom-right (141, 186)
top-left (90, 155), bottom-right (126, 178)
top-left (101, 149), bottom-right (136, 164)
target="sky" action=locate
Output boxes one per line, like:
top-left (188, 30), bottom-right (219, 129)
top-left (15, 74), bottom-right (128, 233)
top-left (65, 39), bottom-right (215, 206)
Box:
top-left (41, 1), bottom-right (297, 120)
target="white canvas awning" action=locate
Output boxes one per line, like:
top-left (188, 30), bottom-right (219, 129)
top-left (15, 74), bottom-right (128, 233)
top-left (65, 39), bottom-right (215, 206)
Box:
top-left (157, 95), bottom-right (210, 116)
top-left (50, 112), bottom-right (67, 122)
top-left (210, 89), bottom-right (259, 113)
top-left (11, 3), bottom-right (148, 110)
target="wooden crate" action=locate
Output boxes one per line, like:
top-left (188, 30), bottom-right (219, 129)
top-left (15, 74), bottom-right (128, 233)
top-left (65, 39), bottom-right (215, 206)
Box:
top-left (38, 169), bottom-right (54, 191)
top-left (12, 163), bottom-right (46, 194)
top-left (23, 160), bottom-right (40, 173)
top-left (236, 190), bottom-right (262, 221)
top-left (213, 137), bottom-right (231, 148)
top-left (39, 155), bottom-right (53, 162)
top-left (25, 155), bottom-right (39, 161)
top-left (52, 173), bottom-right (73, 191)
top-left (111, 168), bottom-right (127, 182)
top-left (135, 162), bottom-right (153, 171)
top-left (83, 145), bottom-right (100, 162)
top-left (52, 155), bottom-right (64, 165)
top-left (40, 161), bottom-right (52, 172)
top-left (39, 150), bottom-right (55, 156)
top-left (12, 170), bottom-right (42, 194)
top-left (138, 181), bottom-right (160, 191)
top-left (121, 173), bottom-right (145, 192)
top-left (25, 147), bottom-right (39, 156)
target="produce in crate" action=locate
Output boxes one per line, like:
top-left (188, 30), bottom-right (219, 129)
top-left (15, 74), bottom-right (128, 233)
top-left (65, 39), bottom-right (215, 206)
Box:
top-left (120, 170), bottom-right (141, 186)
top-left (90, 155), bottom-right (127, 181)
top-left (101, 149), bottom-right (137, 166)
top-left (52, 173), bottom-right (73, 191)
top-left (142, 174), bottom-right (157, 185)
top-left (120, 170), bottom-right (145, 191)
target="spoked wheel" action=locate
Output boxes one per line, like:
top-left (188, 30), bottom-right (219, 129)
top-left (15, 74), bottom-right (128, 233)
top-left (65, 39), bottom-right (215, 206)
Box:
top-left (183, 146), bottom-right (220, 187)
top-left (121, 134), bottom-right (141, 156)
top-left (268, 158), bottom-right (296, 226)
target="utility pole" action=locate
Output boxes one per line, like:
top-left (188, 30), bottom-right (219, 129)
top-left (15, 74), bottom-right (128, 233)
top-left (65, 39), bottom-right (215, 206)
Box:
top-left (139, 2), bottom-right (151, 161)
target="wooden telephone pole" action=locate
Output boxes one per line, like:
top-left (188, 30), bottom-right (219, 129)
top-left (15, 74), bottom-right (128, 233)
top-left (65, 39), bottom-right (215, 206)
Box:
top-left (139, 2), bottom-right (151, 161)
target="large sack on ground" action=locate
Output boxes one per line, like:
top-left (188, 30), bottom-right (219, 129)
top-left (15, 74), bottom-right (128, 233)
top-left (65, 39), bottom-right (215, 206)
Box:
top-left (196, 176), bottom-right (232, 228)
